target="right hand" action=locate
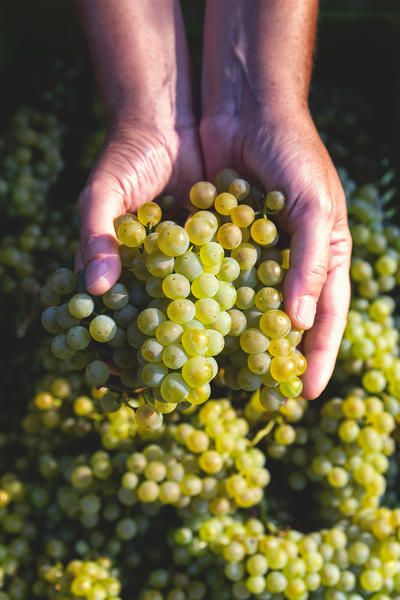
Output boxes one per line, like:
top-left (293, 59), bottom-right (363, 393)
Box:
top-left (77, 119), bottom-right (204, 295)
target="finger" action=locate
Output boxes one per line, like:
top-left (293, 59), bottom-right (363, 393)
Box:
top-left (79, 179), bottom-right (123, 296)
top-left (301, 262), bottom-right (350, 399)
top-left (283, 198), bottom-right (333, 330)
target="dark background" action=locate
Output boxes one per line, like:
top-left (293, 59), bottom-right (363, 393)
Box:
top-left (0, 0), bottom-right (399, 171)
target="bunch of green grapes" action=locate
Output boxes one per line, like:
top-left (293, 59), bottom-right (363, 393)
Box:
top-left (38, 557), bottom-right (121, 600)
top-left (41, 170), bottom-right (306, 415)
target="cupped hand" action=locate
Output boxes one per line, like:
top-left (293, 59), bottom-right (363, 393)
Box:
top-left (77, 119), bottom-right (204, 295)
top-left (200, 108), bottom-right (352, 399)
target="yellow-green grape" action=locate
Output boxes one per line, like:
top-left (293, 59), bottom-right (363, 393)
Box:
top-left (258, 260), bottom-right (283, 285)
top-left (182, 357), bottom-right (214, 387)
top-left (266, 190), bottom-right (286, 213)
top-left (157, 224), bottom-right (189, 257)
top-left (218, 257), bottom-right (241, 282)
top-left (144, 232), bottom-right (160, 254)
top-left (141, 363), bottom-right (168, 387)
top-left (135, 405), bottom-right (163, 430)
top-left (182, 328), bottom-right (209, 356)
top-left (250, 218), bottom-right (277, 245)
top-left (270, 356), bottom-right (296, 382)
top-left (51, 334), bottom-right (75, 358)
top-left (167, 299), bottom-right (196, 324)
top-left (155, 400), bottom-right (177, 414)
top-left (191, 273), bottom-right (219, 299)
top-left (146, 250), bottom-right (174, 277)
top-left (362, 370), bottom-right (386, 393)
top-left (187, 383), bottom-right (211, 405)
top-left (160, 372), bottom-right (189, 403)
top-left (137, 201), bottom-right (162, 226)
top-left (86, 360), bottom-right (110, 386)
top-left (231, 204), bottom-right (255, 227)
top-left (89, 315), bottom-right (117, 342)
top-left (114, 212), bottom-right (137, 233)
top-left (215, 168), bottom-right (239, 192)
top-left (118, 220), bottom-right (146, 247)
top-left (260, 309), bottom-right (291, 338)
top-left (280, 377), bottom-right (303, 398)
top-left (56, 303), bottom-right (80, 329)
top-left (174, 251), bottom-right (203, 281)
top-left (259, 387), bottom-right (286, 410)
top-left (68, 293), bottom-right (94, 319)
top-left (102, 282), bottom-right (129, 310)
top-left (214, 282), bottom-right (237, 311)
top-left (186, 217), bottom-right (215, 245)
top-left (236, 286), bottom-right (255, 310)
top-left (240, 328), bottom-right (269, 354)
top-left (162, 274), bottom-right (191, 299)
top-left (281, 248), bottom-right (290, 269)
top-left (141, 338), bottom-right (164, 363)
top-left (210, 310), bottom-right (232, 335)
top-left (192, 209), bottom-right (219, 229)
top-left (161, 344), bottom-right (188, 369)
top-left (268, 337), bottom-right (291, 357)
top-left (66, 326), bottom-right (91, 350)
top-left (49, 268), bottom-right (77, 295)
top-left (228, 178), bottom-right (251, 201)
top-left (131, 254), bottom-right (150, 280)
top-left (137, 308), bottom-right (166, 335)
top-left (231, 243), bottom-right (258, 270)
top-left (205, 329), bottom-right (224, 356)
top-left (248, 352), bottom-right (271, 375)
top-left (182, 318), bottom-right (205, 330)
top-left (195, 298), bottom-right (220, 324)
top-left (237, 367), bottom-right (263, 391)
top-left (155, 320), bottom-right (183, 345)
top-left (214, 192), bottom-right (237, 215)
top-left (138, 480), bottom-right (159, 501)
top-left (200, 241), bottom-right (224, 267)
top-left (292, 351), bottom-right (307, 375)
top-left (189, 181), bottom-right (217, 209)
top-left (119, 244), bottom-right (140, 267)
top-left (217, 223), bottom-right (242, 250)
top-left (286, 328), bottom-right (303, 346)
top-left (255, 287), bottom-right (281, 311)
top-left (228, 309), bottom-right (247, 336)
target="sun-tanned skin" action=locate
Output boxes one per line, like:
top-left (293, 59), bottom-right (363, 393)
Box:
top-left (74, 0), bottom-right (352, 401)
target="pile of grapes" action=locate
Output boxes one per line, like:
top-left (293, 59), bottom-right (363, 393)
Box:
top-left (2, 89), bottom-right (400, 600)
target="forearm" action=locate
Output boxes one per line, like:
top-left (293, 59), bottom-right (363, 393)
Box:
top-left (74, 0), bottom-right (194, 128)
top-left (202, 0), bottom-right (318, 119)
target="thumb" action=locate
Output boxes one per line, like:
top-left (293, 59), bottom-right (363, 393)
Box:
top-left (79, 179), bottom-right (122, 296)
top-left (283, 198), bottom-right (333, 330)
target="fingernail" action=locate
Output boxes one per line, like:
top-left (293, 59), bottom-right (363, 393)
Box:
top-left (86, 259), bottom-right (110, 290)
top-left (295, 295), bottom-right (317, 328)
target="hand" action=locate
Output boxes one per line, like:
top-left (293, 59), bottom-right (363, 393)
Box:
top-left (77, 119), bottom-right (203, 295)
top-left (200, 108), bottom-right (352, 399)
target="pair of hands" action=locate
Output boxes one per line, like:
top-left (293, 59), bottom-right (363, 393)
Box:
top-left (76, 2), bottom-right (352, 400)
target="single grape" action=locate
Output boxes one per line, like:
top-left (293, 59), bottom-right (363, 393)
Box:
top-left (67, 326), bottom-right (91, 350)
top-left (156, 321), bottom-right (183, 345)
top-left (231, 204), bottom-right (255, 228)
top-left (118, 220), bottom-right (146, 247)
top-left (191, 273), bottom-right (219, 299)
top-left (181, 328), bottom-right (209, 356)
top-left (174, 251), bottom-right (203, 281)
top-left (182, 357), bottom-right (214, 387)
top-left (160, 373), bottom-right (189, 403)
top-left (162, 344), bottom-right (188, 369)
top-left (162, 274), bottom-right (191, 299)
top-left (157, 224), bottom-right (189, 257)
top-left (86, 361), bottom-right (110, 386)
top-left (102, 283), bottom-right (129, 310)
top-left (217, 223), bottom-right (242, 250)
top-left (137, 202), bottom-right (162, 226)
top-left (214, 192), bottom-right (237, 215)
top-left (146, 250), bottom-right (174, 278)
top-left (199, 242), bottom-right (224, 267)
top-left (260, 310), bottom-right (291, 338)
top-left (89, 315), bottom-right (117, 342)
top-left (167, 299), bottom-right (196, 324)
top-left (266, 190), bottom-right (286, 212)
top-left (68, 293), bottom-right (94, 319)
top-left (137, 308), bottom-right (166, 336)
top-left (218, 257), bottom-right (241, 282)
top-left (186, 217), bottom-right (215, 246)
top-left (231, 243), bottom-right (258, 270)
top-left (251, 218), bottom-right (277, 246)
top-left (189, 181), bottom-right (217, 209)
top-left (228, 178), bottom-right (251, 201)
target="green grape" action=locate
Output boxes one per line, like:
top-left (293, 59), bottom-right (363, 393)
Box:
top-left (146, 250), bottom-right (174, 278)
top-left (141, 338), bottom-right (164, 363)
top-left (135, 405), bottom-right (163, 430)
top-left (41, 306), bottom-right (63, 334)
top-left (199, 242), bottom-right (224, 266)
top-left (113, 304), bottom-right (138, 328)
top-left (228, 309), bottom-right (247, 336)
top-left (191, 273), bottom-right (219, 299)
top-left (259, 387), bottom-right (286, 410)
top-left (240, 328), bottom-right (269, 354)
top-left (158, 224), bottom-right (190, 257)
top-left (156, 320), bottom-right (183, 345)
top-left (190, 181), bottom-right (217, 209)
top-left (215, 168), bottom-right (239, 192)
top-left (217, 223), bottom-right (242, 250)
top-left (162, 274), bottom-right (191, 299)
top-left (250, 218), bottom-right (277, 245)
top-left (258, 260), bottom-right (283, 286)
top-left (168, 299), bottom-right (196, 324)
top-left (268, 337), bottom-right (291, 357)
top-left (280, 377), bottom-right (303, 398)
top-left (266, 190), bottom-right (286, 212)
top-left (138, 308), bottom-right (166, 335)
top-left (56, 303), bottom-right (80, 329)
top-left (132, 254), bottom-right (150, 280)
top-left (118, 220), bottom-right (146, 247)
top-left (255, 287), bottom-right (281, 311)
top-left (270, 356), bottom-right (297, 382)
top-left (51, 334), bottom-right (75, 359)
top-left (144, 231), bottom-right (160, 254)
top-left (182, 357), bottom-right (214, 387)
top-left (248, 352), bottom-right (271, 375)
top-left (138, 202), bottom-right (162, 226)
top-left (160, 373), bottom-right (189, 403)
top-left (231, 243), bottom-right (258, 270)
top-left (49, 267), bottom-right (77, 295)
top-left (89, 315), bottom-right (117, 342)
top-left (186, 217), bottom-right (215, 245)
top-left (66, 326), bottom-right (91, 350)
top-left (141, 363), bottom-right (168, 387)
top-left (214, 192), bottom-right (237, 215)
top-left (231, 204), bottom-right (255, 228)
top-left (102, 283), bottom-right (129, 310)
top-left (260, 309), bottom-right (291, 338)
top-left (195, 298), bottom-right (220, 324)
top-left (146, 276), bottom-right (164, 298)
top-left (174, 251), bottom-right (203, 281)
top-left (214, 282), bottom-right (237, 311)
top-left (68, 293), bottom-right (94, 318)
top-left (236, 287), bottom-right (255, 310)
top-left (162, 344), bottom-right (188, 369)
top-left (205, 329), bottom-right (224, 357)
top-left (218, 258), bottom-right (241, 282)
top-left (237, 367), bottom-right (263, 391)
top-left (209, 310), bottom-right (232, 335)
top-left (182, 328), bottom-right (209, 356)
top-left (86, 361), bottom-right (110, 386)
top-left (228, 178), bottom-right (251, 201)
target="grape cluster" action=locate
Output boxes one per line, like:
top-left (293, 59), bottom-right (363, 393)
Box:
top-left (41, 171), bottom-right (306, 416)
